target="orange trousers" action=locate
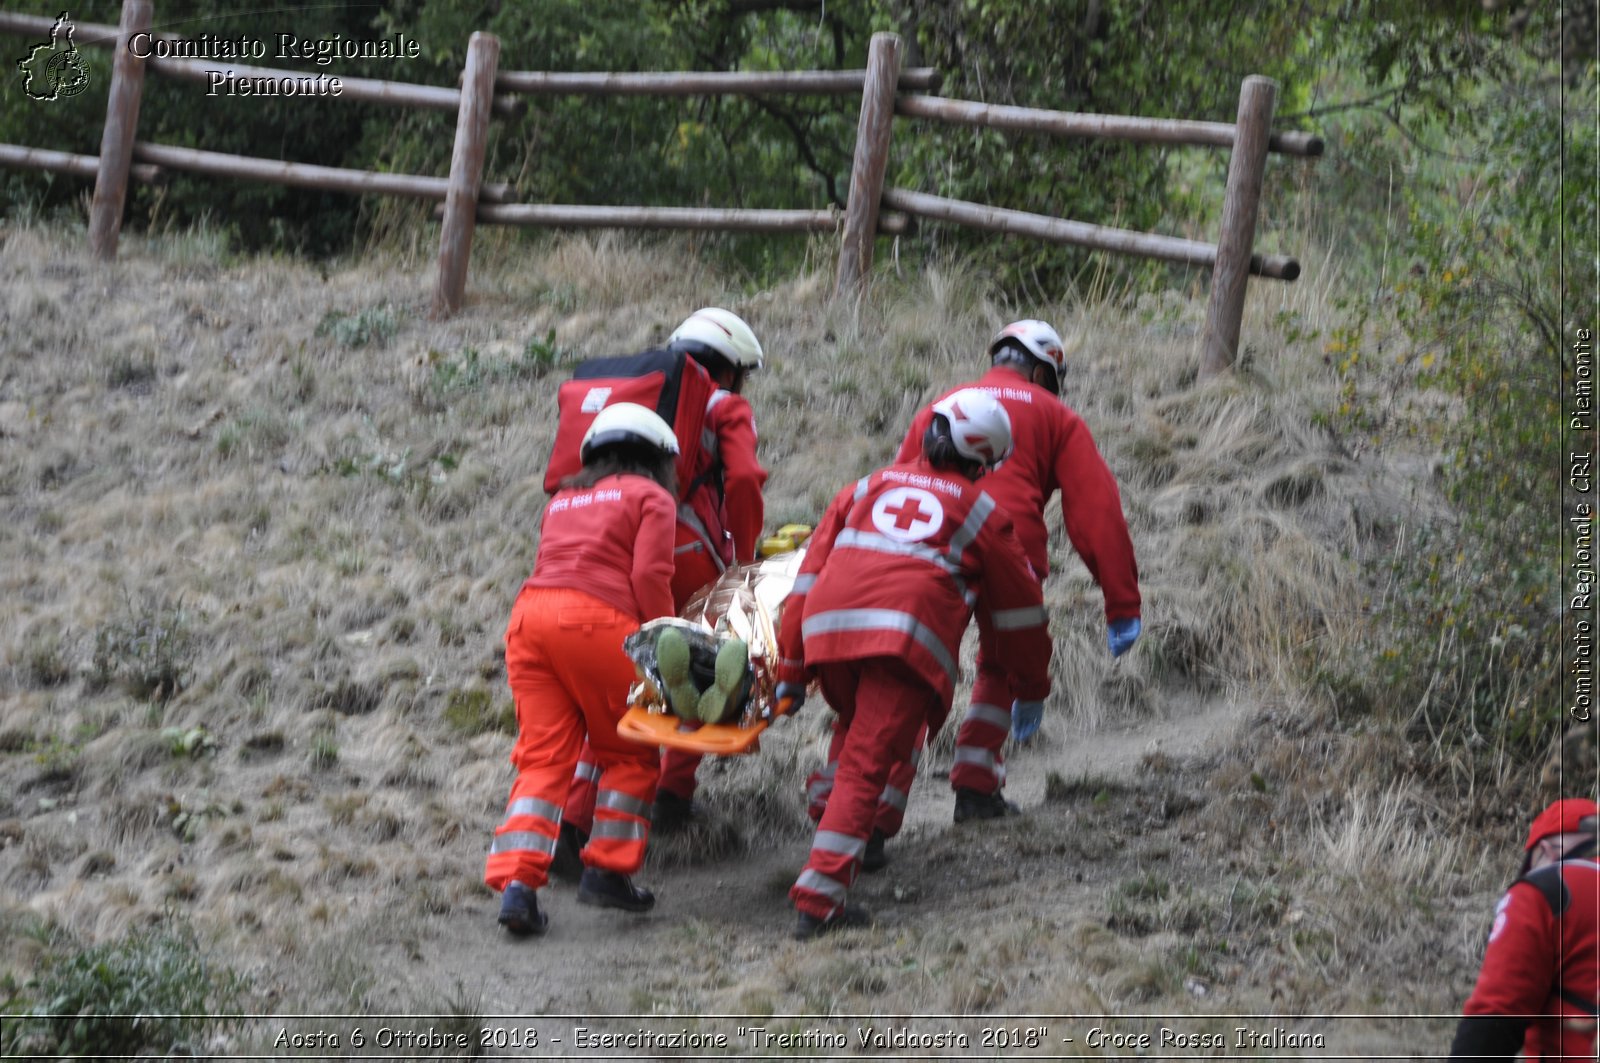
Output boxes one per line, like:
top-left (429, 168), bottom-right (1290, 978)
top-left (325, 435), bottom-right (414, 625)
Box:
top-left (484, 586), bottom-right (658, 893)
top-left (563, 524), bottom-right (721, 829)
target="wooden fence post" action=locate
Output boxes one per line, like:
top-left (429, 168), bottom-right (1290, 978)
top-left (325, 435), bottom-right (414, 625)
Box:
top-left (834, 32), bottom-right (901, 300)
top-left (88, 0), bottom-right (152, 259)
top-left (430, 31), bottom-right (500, 320)
top-left (1199, 75), bottom-right (1278, 378)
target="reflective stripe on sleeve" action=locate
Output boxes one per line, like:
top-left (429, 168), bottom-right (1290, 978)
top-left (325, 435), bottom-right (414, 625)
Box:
top-left (573, 761), bottom-right (602, 783)
top-left (791, 574), bottom-right (817, 595)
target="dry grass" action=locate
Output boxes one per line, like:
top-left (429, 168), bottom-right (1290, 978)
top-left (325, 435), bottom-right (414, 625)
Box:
top-left (0, 217), bottom-right (1514, 1051)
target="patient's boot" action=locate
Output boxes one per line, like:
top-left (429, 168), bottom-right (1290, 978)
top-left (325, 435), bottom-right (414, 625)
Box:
top-left (697, 638), bottom-right (750, 724)
top-left (655, 627), bottom-right (700, 722)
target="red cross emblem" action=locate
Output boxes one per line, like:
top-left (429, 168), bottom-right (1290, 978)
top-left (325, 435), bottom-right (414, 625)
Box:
top-left (870, 486), bottom-right (943, 542)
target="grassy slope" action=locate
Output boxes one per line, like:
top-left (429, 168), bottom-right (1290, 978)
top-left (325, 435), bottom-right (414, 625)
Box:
top-left (0, 220), bottom-right (1514, 1053)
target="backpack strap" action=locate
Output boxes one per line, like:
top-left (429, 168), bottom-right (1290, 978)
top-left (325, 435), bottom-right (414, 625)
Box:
top-left (1561, 988), bottom-right (1600, 1017)
top-left (686, 390), bottom-right (732, 497)
top-left (1516, 858), bottom-right (1600, 1019)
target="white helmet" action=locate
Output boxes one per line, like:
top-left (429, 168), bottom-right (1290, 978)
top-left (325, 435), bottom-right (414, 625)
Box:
top-left (988, 319), bottom-right (1067, 377)
top-left (580, 402), bottom-right (679, 462)
top-left (931, 389), bottom-right (1013, 467)
top-left (670, 307), bottom-right (764, 370)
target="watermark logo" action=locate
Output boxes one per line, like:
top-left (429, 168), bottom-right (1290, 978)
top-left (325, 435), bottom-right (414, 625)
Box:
top-left (18, 11), bottom-right (91, 102)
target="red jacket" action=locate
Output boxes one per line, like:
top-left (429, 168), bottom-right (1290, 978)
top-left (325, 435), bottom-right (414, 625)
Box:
top-left (524, 473), bottom-right (676, 622)
top-left (896, 365), bottom-right (1140, 622)
top-left (776, 458), bottom-right (1051, 708)
top-left (1454, 855), bottom-right (1600, 1061)
top-left (683, 389), bottom-right (767, 565)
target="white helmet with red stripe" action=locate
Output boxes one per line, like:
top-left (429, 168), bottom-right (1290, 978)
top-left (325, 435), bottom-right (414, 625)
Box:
top-left (931, 389), bottom-right (1013, 468)
top-left (670, 307), bottom-right (764, 369)
top-left (988, 319), bottom-right (1066, 376)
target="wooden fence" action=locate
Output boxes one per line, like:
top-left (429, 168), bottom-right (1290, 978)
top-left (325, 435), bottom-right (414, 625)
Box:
top-left (0, 6), bottom-right (1321, 374)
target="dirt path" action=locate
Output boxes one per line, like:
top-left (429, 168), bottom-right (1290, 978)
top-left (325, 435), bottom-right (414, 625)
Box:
top-left (364, 690), bottom-right (1254, 1023)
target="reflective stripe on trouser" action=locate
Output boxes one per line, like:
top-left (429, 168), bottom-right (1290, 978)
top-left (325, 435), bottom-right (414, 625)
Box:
top-left (806, 722), bottom-right (925, 840)
top-left (563, 742), bottom-right (602, 834)
top-left (947, 653), bottom-right (1014, 795)
top-left (485, 586), bottom-right (659, 892)
top-left (791, 657), bottom-right (940, 921)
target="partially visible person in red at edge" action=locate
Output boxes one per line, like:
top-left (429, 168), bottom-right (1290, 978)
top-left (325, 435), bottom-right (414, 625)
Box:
top-left (484, 403), bottom-right (680, 937)
top-left (774, 389), bottom-right (1051, 939)
top-left (1449, 797), bottom-right (1600, 1061)
top-left (895, 319), bottom-right (1141, 826)
top-left (555, 309), bottom-right (769, 868)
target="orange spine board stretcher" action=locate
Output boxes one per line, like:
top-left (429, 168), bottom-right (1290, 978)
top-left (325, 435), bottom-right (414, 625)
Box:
top-left (615, 545), bottom-right (808, 755)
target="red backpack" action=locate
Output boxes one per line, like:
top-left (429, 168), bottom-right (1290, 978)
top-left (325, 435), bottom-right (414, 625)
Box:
top-left (543, 347), bottom-right (716, 502)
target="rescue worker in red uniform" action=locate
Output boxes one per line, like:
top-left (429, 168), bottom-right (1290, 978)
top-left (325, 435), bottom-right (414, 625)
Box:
top-left (895, 320), bottom-right (1141, 824)
top-left (1450, 797), bottom-right (1600, 1061)
top-left (557, 309), bottom-right (769, 869)
top-left (775, 389), bottom-right (1051, 938)
top-left (485, 403), bottom-right (680, 936)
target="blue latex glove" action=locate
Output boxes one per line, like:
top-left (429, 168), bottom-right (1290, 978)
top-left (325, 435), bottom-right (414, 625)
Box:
top-left (1011, 699), bottom-right (1045, 743)
top-left (775, 681), bottom-right (808, 715)
top-left (1107, 617), bottom-right (1142, 658)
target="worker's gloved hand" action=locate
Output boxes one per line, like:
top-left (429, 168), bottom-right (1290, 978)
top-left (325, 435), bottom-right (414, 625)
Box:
top-left (775, 681), bottom-right (808, 715)
top-left (1011, 699), bottom-right (1045, 743)
top-left (1107, 617), bottom-right (1142, 658)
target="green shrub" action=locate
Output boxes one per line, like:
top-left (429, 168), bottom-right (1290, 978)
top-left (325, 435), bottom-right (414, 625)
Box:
top-left (1, 919), bottom-right (244, 1058)
top-left (1329, 77), bottom-right (1590, 777)
top-left (315, 304), bottom-right (400, 350)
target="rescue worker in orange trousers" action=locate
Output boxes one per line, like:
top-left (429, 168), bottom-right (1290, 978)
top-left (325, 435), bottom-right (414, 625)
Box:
top-left (1449, 797), bottom-right (1600, 1061)
top-left (556, 309), bottom-right (769, 866)
top-left (774, 389), bottom-right (1051, 938)
top-left (485, 403), bottom-right (681, 935)
top-left (892, 320), bottom-right (1141, 827)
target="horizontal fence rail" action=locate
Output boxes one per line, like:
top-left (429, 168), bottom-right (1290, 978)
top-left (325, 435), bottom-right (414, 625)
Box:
top-left (882, 187), bottom-right (1299, 280)
top-left (0, 5), bottom-right (1320, 366)
top-left (452, 202), bottom-right (912, 236)
top-left (130, 142), bottom-right (514, 202)
top-left (0, 143), bottom-right (162, 185)
top-left (895, 94), bottom-right (1324, 157)
top-left (495, 68), bottom-right (942, 96)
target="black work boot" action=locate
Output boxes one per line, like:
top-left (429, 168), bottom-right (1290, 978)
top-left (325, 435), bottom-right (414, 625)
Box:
top-left (792, 904), bottom-right (871, 940)
top-left (550, 821), bottom-right (588, 882)
top-left (577, 867), bottom-right (656, 913)
top-left (650, 790), bottom-right (702, 834)
top-left (497, 881), bottom-right (549, 936)
top-left (861, 829), bottom-right (890, 873)
top-left (953, 786), bottom-right (1021, 823)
